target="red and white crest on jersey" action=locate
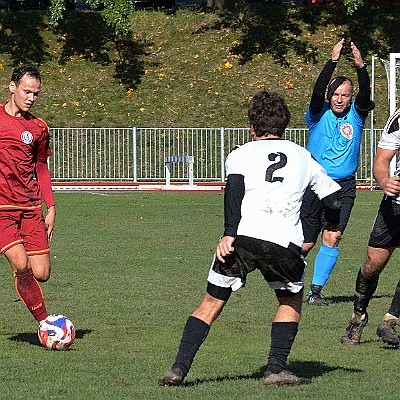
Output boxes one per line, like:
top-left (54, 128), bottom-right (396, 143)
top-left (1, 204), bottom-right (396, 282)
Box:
top-left (340, 123), bottom-right (353, 140)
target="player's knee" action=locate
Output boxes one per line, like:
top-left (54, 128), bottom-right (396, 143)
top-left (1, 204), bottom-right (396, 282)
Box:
top-left (33, 268), bottom-right (51, 282)
top-left (322, 230), bottom-right (341, 246)
top-left (301, 242), bottom-right (315, 256)
top-left (362, 258), bottom-right (383, 279)
top-left (35, 275), bottom-right (49, 282)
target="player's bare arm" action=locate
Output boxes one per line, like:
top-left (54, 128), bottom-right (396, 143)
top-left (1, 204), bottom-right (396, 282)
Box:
top-left (45, 205), bottom-right (56, 242)
top-left (331, 38), bottom-right (345, 61)
top-left (216, 236), bottom-right (235, 263)
top-left (351, 42), bottom-right (365, 69)
top-left (373, 148), bottom-right (400, 196)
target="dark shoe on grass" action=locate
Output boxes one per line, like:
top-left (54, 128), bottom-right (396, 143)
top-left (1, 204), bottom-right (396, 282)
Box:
top-left (263, 370), bottom-right (311, 386)
top-left (158, 367), bottom-right (185, 387)
top-left (307, 284), bottom-right (329, 306)
top-left (376, 319), bottom-right (400, 346)
top-left (341, 312), bottom-right (368, 345)
top-left (307, 292), bottom-right (329, 306)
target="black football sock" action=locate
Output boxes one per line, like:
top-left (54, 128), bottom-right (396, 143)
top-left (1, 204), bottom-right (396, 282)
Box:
top-left (266, 321), bottom-right (299, 374)
top-left (354, 269), bottom-right (379, 314)
top-left (388, 280), bottom-right (400, 318)
top-left (172, 316), bottom-right (210, 376)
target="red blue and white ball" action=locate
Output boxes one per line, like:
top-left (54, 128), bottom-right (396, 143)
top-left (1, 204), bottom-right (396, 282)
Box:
top-left (38, 314), bottom-right (75, 350)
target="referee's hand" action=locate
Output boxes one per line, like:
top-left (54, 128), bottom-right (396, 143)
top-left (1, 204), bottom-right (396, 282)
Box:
top-left (216, 236), bottom-right (235, 263)
top-left (331, 38), bottom-right (345, 61)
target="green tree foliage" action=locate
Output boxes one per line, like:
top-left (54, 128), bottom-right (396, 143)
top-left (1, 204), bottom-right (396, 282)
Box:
top-left (49, 0), bottom-right (135, 37)
top-left (343, 0), bottom-right (364, 14)
top-left (48, 0), bottom-right (367, 36)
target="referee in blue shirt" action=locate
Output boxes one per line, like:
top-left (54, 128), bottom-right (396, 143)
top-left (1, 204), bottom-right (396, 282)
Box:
top-left (301, 39), bottom-right (375, 305)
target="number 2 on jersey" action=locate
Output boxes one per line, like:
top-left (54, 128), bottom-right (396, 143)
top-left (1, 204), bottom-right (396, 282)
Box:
top-left (265, 152), bottom-right (287, 183)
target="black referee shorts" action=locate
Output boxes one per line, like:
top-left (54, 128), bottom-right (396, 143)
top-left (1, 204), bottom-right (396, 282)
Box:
top-left (300, 179), bottom-right (356, 244)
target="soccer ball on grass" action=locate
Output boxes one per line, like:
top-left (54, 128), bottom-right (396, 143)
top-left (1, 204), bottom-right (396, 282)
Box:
top-left (38, 314), bottom-right (75, 350)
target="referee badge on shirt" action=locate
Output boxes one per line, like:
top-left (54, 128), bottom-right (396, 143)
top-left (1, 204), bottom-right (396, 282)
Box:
top-left (21, 131), bottom-right (34, 144)
top-left (340, 123), bottom-right (354, 140)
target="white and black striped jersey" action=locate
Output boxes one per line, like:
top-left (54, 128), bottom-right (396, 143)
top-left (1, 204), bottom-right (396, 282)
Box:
top-left (225, 138), bottom-right (340, 249)
top-left (377, 108), bottom-right (400, 153)
top-left (376, 108), bottom-right (400, 203)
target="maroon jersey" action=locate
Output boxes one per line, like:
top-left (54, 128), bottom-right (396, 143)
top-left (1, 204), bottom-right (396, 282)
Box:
top-left (0, 102), bottom-right (51, 210)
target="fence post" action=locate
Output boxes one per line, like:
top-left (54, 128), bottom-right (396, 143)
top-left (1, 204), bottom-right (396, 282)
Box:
top-left (220, 127), bottom-right (225, 182)
top-left (370, 57), bottom-right (375, 190)
top-left (133, 127), bottom-right (137, 182)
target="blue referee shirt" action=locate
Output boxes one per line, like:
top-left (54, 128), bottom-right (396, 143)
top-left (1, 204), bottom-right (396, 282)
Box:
top-left (306, 101), bottom-right (367, 180)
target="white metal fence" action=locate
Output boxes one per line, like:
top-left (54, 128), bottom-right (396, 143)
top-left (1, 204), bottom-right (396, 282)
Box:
top-left (49, 127), bottom-right (382, 184)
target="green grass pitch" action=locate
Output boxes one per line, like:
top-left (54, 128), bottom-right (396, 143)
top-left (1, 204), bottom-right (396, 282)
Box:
top-left (0, 190), bottom-right (398, 399)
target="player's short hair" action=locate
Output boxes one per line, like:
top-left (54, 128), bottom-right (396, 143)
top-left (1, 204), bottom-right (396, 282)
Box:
top-left (327, 76), bottom-right (353, 101)
top-left (248, 90), bottom-right (291, 138)
top-left (11, 65), bottom-right (41, 86)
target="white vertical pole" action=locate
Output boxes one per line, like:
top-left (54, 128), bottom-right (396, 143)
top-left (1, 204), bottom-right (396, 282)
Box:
top-left (389, 53), bottom-right (397, 116)
top-left (188, 156), bottom-right (194, 186)
top-left (165, 161), bottom-right (171, 186)
top-left (220, 127), bottom-right (225, 182)
top-left (133, 127), bottom-right (137, 182)
top-left (370, 56), bottom-right (375, 190)
top-left (389, 54), bottom-right (400, 175)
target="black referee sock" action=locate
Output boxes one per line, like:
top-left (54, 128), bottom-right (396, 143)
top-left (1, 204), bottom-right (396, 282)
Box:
top-left (388, 279), bottom-right (400, 318)
top-left (172, 316), bottom-right (210, 377)
top-left (354, 269), bottom-right (379, 314)
top-left (266, 321), bottom-right (299, 375)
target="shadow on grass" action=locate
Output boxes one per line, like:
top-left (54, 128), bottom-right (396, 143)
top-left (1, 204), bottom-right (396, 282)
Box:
top-left (8, 329), bottom-right (92, 348)
top-left (0, 10), bottom-right (149, 90)
top-left (181, 360), bottom-right (361, 387)
top-left (0, 11), bottom-right (49, 66)
top-left (324, 294), bottom-right (393, 305)
top-left (197, 1), bottom-right (400, 65)
top-left (54, 11), bottom-right (149, 89)
top-left (361, 338), bottom-right (399, 349)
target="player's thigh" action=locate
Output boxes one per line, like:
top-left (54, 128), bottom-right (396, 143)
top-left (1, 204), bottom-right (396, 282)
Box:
top-left (363, 246), bottom-right (395, 277)
top-left (20, 209), bottom-right (51, 281)
top-left (0, 210), bottom-right (24, 254)
top-left (368, 198), bottom-right (400, 249)
top-left (256, 241), bottom-right (306, 293)
top-left (21, 209), bottom-right (50, 253)
top-left (4, 244), bottom-right (29, 272)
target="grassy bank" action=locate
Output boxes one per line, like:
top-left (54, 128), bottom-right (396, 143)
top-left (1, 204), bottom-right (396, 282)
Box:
top-left (0, 3), bottom-right (398, 128)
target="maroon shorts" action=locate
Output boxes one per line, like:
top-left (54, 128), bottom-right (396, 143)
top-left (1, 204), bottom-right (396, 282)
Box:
top-left (0, 208), bottom-right (49, 255)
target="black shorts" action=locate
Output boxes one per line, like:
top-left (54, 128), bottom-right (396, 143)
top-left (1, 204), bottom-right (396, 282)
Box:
top-left (368, 196), bottom-right (400, 248)
top-left (207, 236), bottom-right (306, 296)
top-left (300, 179), bottom-right (356, 244)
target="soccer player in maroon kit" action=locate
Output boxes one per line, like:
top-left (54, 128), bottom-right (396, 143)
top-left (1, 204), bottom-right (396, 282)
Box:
top-left (0, 65), bottom-right (55, 324)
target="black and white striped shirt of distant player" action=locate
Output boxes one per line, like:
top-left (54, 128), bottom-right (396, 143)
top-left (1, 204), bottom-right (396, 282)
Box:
top-left (375, 107), bottom-right (400, 203)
